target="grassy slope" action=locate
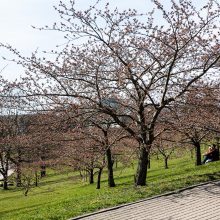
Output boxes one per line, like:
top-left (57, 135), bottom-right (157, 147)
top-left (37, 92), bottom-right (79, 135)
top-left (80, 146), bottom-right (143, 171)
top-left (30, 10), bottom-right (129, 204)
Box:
top-left (1, 155), bottom-right (220, 220)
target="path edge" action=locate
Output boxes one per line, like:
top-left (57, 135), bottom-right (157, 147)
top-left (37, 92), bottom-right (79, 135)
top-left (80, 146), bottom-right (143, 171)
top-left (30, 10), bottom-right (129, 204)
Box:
top-left (69, 180), bottom-right (220, 220)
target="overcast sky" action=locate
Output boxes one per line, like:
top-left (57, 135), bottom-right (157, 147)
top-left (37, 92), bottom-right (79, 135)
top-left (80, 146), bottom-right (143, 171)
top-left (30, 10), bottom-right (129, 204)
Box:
top-left (0, 0), bottom-right (208, 80)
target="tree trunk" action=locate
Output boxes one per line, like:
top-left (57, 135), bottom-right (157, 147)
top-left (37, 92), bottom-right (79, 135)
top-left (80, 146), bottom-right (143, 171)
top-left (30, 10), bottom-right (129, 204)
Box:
top-left (215, 137), bottom-right (220, 161)
top-left (106, 148), bottom-right (115, 187)
top-left (115, 155), bottom-right (118, 168)
top-left (3, 175), bottom-right (8, 190)
top-left (40, 165), bottom-right (46, 177)
top-left (96, 168), bottom-right (103, 189)
top-left (148, 155), bottom-right (151, 169)
top-left (16, 148), bottom-right (22, 187)
top-left (190, 148), bottom-right (194, 159)
top-left (156, 152), bottom-right (159, 160)
top-left (24, 189), bottom-right (29, 196)
top-left (194, 141), bottom-right (202, 166)
top-left (16, 164), bottom-right (22, 187)
top-left (84, 169), bottom-right (88, 182)
top-left (79, 170), bottom-right (83, 179)
top-left (135, 145), bottom-right (149, 186)
top-left (164, 157), bottom-right (168, 169)
top-left (89, 168), bottom-right (94, 184)
top-left (35, 171), bottom-right (38, 187)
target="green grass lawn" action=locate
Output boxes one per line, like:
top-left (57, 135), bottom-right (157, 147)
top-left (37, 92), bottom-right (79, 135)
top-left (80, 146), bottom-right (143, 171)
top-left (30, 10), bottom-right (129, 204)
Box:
top-left (1, 155), bottom-right (220, 220)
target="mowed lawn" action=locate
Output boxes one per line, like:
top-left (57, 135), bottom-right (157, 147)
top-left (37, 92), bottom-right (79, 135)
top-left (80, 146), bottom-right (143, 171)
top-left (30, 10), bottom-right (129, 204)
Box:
top-left (1, 154), bottom-right (220, 220)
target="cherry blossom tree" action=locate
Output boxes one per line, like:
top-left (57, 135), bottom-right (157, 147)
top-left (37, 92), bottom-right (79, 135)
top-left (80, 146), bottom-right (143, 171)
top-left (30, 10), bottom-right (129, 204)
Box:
top-left (170, 82), bottom-right (220, 165)
top-left (1, 0), bottom-right (220, 185)
top-left (153, 130), bottom-right (177, 169)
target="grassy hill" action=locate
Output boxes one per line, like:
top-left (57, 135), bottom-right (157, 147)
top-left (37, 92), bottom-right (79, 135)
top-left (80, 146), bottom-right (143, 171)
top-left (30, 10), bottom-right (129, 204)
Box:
top-left (1, 154), bottom-right (220, 220)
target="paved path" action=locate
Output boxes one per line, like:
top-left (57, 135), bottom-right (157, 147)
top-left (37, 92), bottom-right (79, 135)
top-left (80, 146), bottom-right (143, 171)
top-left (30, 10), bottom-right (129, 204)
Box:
top-left (71, 181), bottom-right (220, 220)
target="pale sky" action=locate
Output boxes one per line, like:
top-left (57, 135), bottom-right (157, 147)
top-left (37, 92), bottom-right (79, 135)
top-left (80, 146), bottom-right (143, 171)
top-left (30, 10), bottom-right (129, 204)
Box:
top-left (0, 0), bottom-right (209, 80)
top-left (0, 0), bottom-right (153, 80)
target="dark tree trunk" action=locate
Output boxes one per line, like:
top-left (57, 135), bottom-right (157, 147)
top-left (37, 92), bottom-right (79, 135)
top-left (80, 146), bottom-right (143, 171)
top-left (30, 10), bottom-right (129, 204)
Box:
top-left (148, 156), bottom-right (151, 169)
top-left (106, 148), bottom-right (115, 187)
top-left (79, 170), bottom-right (83, 179)
top-left (216, 148), bottom-right (220, 161)
top-left (89, 168), bottom-right (94, 184)
top-left (16, 148), bottom-right (22, 187)
top-left (35, 171), bottom-right (38, 187)
top-left (3, 176), bottom-right (8, 190)
top-left (115, 155), bottom-right (118, 168)
top-left (215, 137), bottom-right (220, 161)
top-left (40, 165), bottom-right (46, 178)
top-left (194, 141), bottom-right (202, 166)
top-left (135, 146), bottom-right (149, 186)
top-left (164, 157), bottom-right (168, 169)
top-left (24, 188), bottom-right (29, 196)
top-left (96, 168), bottom-right (103, 189)
top-left (190, 148), bottom-right (194, 159)
top-left (156, 152), bottom-right (159, 160)
top-left (16, 164), bottom-right (22, 187)
top-left (1, 152), bottom-right (10, 190)
top-left (84, 169), bottom-right (88, 182)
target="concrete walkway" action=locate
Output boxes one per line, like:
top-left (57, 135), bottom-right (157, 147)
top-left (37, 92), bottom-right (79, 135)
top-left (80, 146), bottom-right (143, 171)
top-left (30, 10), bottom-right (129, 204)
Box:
top-left (71, 181), bottom-right (220, 220)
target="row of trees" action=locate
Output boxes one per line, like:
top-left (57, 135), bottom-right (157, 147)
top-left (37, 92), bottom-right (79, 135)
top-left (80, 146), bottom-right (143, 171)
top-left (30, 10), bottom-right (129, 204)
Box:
top-left (0, 0), bottom-right (220, 188)
top-left (0, 83), bottom-right (219, 191)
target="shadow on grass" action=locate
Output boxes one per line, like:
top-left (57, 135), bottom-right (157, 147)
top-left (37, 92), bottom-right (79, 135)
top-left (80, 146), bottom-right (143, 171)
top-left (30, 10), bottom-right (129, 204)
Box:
top-left (39, 175), bottom-right (80, 187)
top-left (0, 193), bottom-right (25, 202)
top-left (43, 169), bottom-right (78, 179)
top-left (198, 172), bottom-right (220, 181)
top-left (0, 202), bottom-right (50, 216)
